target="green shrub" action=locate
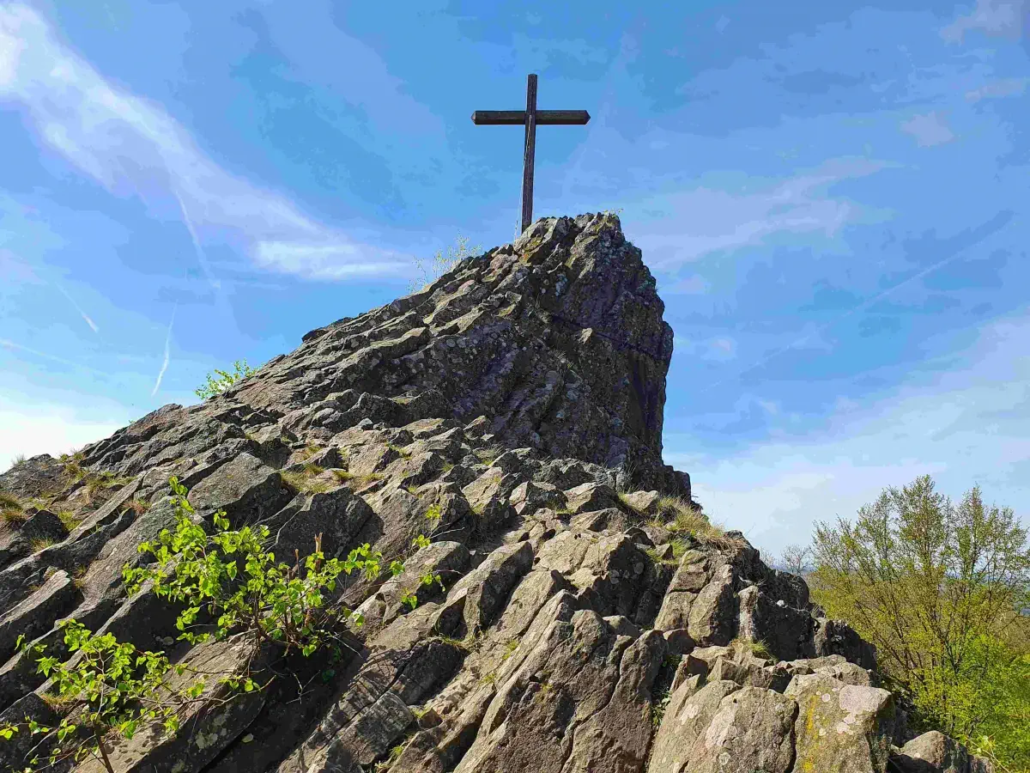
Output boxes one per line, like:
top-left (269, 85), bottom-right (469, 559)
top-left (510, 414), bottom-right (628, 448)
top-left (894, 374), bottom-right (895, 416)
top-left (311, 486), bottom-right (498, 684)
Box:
top-left (123, 477), bottom-right (399, 657)
top-left (195, 360), bottom-right (257, 400)
top-left (0, 621), bottom-right (210, 773)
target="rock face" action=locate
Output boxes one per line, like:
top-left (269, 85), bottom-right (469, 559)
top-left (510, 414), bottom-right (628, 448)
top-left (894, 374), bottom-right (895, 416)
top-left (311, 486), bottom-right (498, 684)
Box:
top-left (0, 213), bottom-right (989, 772)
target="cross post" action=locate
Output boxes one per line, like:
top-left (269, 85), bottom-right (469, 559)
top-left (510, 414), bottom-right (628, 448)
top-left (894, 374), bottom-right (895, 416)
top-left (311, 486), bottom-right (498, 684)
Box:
top-left (472, 74), bottom-right (590, 234)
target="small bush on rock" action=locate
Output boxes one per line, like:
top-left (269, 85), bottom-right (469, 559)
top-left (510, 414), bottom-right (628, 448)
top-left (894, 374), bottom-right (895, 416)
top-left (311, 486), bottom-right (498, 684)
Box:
top-left (194, 360), bottom-right (257, 400)
top-left (123, 478), bottom-right (405, 658)
top-left (0, 621), bottom-right (208, 773)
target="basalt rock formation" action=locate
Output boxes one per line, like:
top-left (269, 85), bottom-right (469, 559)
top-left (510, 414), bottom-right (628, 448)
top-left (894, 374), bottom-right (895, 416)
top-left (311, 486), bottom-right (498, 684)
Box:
top-left (0, 213), bottom-right (990, 772)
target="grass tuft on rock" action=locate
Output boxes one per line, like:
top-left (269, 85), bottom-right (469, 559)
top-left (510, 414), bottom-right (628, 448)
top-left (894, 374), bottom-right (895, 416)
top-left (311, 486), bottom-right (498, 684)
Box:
top-left (1, 491), bottom-right (25, 528)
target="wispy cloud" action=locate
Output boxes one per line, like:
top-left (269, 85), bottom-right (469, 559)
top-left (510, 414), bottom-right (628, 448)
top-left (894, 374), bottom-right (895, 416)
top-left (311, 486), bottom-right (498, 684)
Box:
top-left (964, 77), bottom-right (1030, 102)
top-left (0, 4), bottom-right (411, 281)
top-left (941, 0), bottom-right (1027, 43)
top-left (900, 111), bottom-right (955, 147)
top-left (626, 158), bottom-right (887, 270)
top-left (697, 234), bottom-right (996, 394)
top-left (151, 305), bottom-right (176, 397)
top-left (0, 337), bottom-right (104, 375)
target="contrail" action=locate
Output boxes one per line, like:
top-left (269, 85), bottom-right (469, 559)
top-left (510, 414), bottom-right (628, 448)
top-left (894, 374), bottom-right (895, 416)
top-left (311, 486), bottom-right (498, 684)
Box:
top-left (171, 187), bottom-right (221, 293)
top-left (151, 305), bottom-right (177, 397)
top-left (0, 338), bottom-right (105, 376)
top-left (699, 248), bottom-right (977, 394)
top-left (54, 284), bottom-right (99, 334)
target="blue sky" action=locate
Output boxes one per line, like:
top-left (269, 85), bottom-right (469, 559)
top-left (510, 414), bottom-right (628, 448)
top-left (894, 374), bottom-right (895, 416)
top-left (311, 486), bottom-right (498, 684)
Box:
top-left (1, 0), bottom-right (1027, 557)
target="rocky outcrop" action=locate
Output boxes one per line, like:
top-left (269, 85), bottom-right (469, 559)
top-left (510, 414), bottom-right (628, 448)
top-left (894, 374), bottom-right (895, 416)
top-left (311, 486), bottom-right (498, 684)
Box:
top-left (0, 214), bottom-right (989, 772)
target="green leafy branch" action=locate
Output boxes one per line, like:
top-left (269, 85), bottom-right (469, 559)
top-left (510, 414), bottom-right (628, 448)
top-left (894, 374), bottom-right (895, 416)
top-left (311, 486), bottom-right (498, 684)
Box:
top-left (123, 477), bottom-right (404, 659)
top-left (194, 360), bottom-right (257, 401)
top-left (0, 621), bottom-right (207, 773)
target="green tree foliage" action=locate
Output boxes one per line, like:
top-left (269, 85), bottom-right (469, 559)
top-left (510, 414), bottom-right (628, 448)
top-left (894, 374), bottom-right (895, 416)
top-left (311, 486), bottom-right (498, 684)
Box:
top-left (810, 475), bottom-right (1030, 771)
top-left (123, 477), bottom-right (398, 658)
top-left (0, 621), bottom-right (206, 773)
top-left (194, 359), bottom-right (257, 400)
top-left (409, 234), bottom-right (482, 293)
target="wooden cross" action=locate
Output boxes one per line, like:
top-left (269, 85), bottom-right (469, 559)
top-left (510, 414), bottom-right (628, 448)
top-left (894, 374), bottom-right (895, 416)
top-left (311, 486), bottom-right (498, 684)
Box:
top-left (472, 73), bottom-right (590, 234)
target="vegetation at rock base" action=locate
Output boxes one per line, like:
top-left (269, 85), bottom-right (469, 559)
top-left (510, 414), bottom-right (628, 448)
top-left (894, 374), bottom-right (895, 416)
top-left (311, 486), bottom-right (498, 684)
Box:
top-left (809, 475), bottom-right (1030, 772)
top-left (124, 477), bottom-right (440, 656)
top-left (409, 234), bottom-right (482, 293)
top-left (0, 489), bottom-right (26, 527)
top-left (194, 359), bottom-right (257, 400)
top-left (123, 476), bottom-right (399, 657)
top-left (0, 621), bottom-right (208, 773)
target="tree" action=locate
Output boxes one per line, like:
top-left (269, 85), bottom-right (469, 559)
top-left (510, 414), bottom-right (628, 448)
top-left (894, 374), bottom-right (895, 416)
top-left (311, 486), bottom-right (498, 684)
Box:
top-left (0, 621), bottom-right (206, 773)
top-left (810, 475), bottom-right (1030, 770)
top-left (778, 543), bottom-right (812, 576)
top-left (409, 235), bottom-right (482, 293)
top-left (195, 360), bottom-right (257, 400)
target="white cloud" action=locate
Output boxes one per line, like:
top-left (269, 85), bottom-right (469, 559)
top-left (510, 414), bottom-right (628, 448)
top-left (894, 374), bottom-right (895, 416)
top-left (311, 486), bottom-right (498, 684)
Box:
top-left (942, 0), bottom-right (1026, 43)
top-left (627, 158), bottom-right (885, 269)
top-left (900, 111), bottom-right (956, 147)
top-left (965, 77), bottom-right (1030, 102)
top-left (0, 4), bottom-right (411, 281)
top-left (674, 335), bottom-right (738, 362)
top-left (0, 398), bottom-right (127, 471)
top-left (663, 274), bottom-right (710, 295)
top-left (666, 312), bottom-right (1030, 560)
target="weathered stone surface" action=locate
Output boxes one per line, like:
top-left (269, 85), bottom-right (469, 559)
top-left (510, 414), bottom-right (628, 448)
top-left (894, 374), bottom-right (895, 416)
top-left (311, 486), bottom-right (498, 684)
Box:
top-left (448, 541), bottom-right (534, 636)
top-left (894, 731), bottom-right (975, 773)
top-left (786, 672), bottom-right (896, 773)
top-left (649, 678), bottom-right (741, 771)
top-left (688, 563), bottom-right (738, 645)
top-left (564, 481), bottom-right (620, 514)
top-left (686, 686), bottom-right (797, 773)
top-left (0, 454), bottom-right (72, 501)
top-left (737, 583), bottom-right (815, 661)
top-left (619, 489), bottom-right (662, 515)
top-left (453, 610), bottom-right (645, 772)
top-left (814, 617), bottom-right (878, 671)
top-left (0, 570), bottom-right (80, 662)
top-left (188, 452), bottom-right (293, 525)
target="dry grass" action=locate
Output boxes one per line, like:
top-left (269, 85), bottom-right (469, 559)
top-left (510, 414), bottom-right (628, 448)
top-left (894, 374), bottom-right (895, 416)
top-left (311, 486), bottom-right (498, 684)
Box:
top-left (280, 470), bottom-right (331, 495)
top-left (298, 443), bottom-right (321, 462)
top-left (126, 497), bottom-right (150, 516)
top-left (1, 490), bottom-right (25, 528)
top-left (83, 470), bottom-right (131, 501)
top-left (652, 496), bottom-right (732, 545)
top-left (29, 537), bottom-right (59, 553)
top-left (387, 444), bottom-right (412, 459)
top-left (40, 692), bottom-right (78, 710)
top-left (617, 491), bottom-right (640, 512)
top-left (0, 490), bottom-right (24, 510)
top-left (330, 469), bottom-right (354, 482)
top-left (730, 636), bottom-right (773, 660)
top-left (7, 454), bottom-right (26, 470)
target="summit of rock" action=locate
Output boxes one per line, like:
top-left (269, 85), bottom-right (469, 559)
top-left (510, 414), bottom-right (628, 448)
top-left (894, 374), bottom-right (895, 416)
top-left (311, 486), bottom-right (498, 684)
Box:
top-left (222, 212), bottom-right (684, 497)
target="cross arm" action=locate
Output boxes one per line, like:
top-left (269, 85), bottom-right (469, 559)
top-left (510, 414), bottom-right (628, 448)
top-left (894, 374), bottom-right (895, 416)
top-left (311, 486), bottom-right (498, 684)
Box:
top-left (471, 110), bottom-right (591, 125)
